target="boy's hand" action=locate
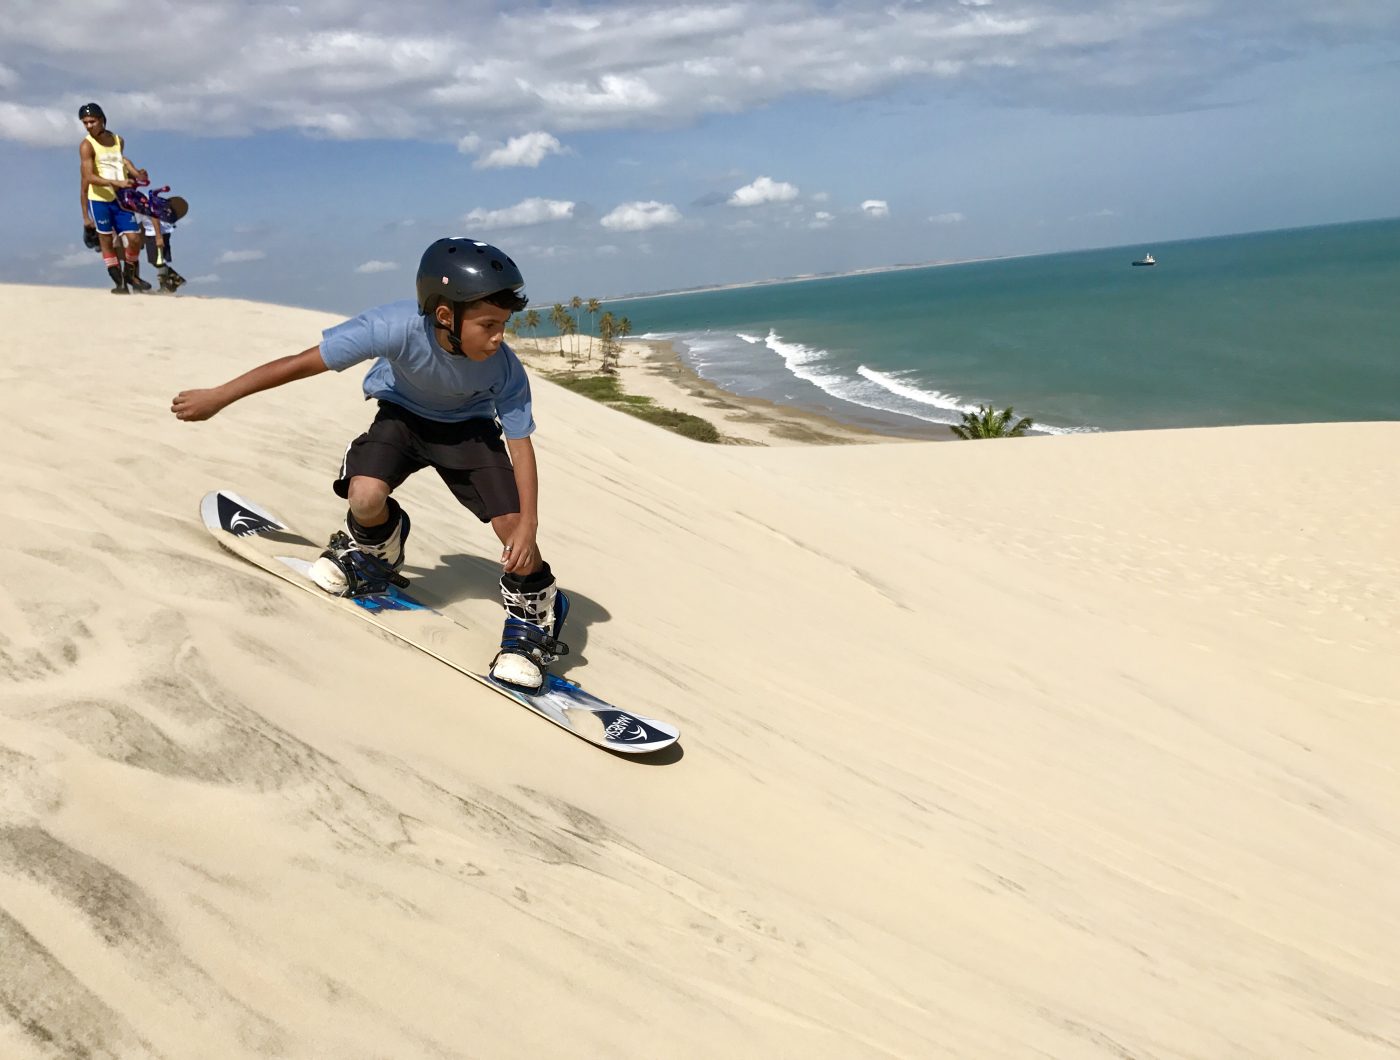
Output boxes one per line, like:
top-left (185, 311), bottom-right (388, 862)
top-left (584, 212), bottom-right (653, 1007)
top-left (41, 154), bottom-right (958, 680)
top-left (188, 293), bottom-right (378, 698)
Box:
top-left (171, 387), bottom-right (229, 422)
top-left (501, 523), bottom-right (539, 574)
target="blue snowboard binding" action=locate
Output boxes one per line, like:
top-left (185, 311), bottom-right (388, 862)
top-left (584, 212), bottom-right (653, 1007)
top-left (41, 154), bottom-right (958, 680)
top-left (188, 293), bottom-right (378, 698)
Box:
top-left (491, 584), bottom-right (570, 696)
top-left (319, 530), bottom-right (410, 598)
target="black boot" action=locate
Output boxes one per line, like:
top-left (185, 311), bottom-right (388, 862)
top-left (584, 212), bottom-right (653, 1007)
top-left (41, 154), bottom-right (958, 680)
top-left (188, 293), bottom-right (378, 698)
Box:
top-left (107, 263), bottom-right (129, 294)
top-left (123, 261), bottom-right (152, 292)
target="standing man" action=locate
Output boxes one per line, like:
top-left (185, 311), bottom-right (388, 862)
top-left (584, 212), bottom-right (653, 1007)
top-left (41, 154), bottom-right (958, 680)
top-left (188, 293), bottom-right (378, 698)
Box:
top-left (79, 102), bottom-right (150, 294)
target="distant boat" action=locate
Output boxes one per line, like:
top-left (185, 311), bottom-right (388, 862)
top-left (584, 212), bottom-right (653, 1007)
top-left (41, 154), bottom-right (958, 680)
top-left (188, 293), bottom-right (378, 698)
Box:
top-left (1131, 253), bottom-right (1156, 267)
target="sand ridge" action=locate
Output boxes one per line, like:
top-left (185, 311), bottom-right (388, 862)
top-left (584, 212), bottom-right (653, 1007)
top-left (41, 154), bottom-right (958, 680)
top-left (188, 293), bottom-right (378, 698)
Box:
top-left (3, 284), bottom-right (1398, 1058)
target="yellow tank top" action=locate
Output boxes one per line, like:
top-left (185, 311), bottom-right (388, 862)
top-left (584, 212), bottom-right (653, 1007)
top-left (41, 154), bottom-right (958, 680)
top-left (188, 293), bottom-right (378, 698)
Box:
top-left (85, 133), bottom-right (124, 203)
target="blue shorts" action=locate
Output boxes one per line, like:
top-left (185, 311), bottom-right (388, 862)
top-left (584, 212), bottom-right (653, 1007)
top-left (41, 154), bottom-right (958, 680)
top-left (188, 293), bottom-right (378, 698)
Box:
top-left (89, 199), bottom-right (140, 236)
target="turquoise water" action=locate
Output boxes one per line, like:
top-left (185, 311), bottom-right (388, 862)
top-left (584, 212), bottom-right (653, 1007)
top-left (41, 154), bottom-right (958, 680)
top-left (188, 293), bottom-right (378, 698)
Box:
top-left (606, 218), bottom-right (1400, 436)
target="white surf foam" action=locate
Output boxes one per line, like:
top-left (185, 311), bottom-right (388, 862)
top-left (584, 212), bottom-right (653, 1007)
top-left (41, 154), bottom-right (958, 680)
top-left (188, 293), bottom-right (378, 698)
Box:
top-left (645, 328), bottom-right (1092, 434)
top-left (855, 366), bottom-right (980, 416)
top-left (854, 365), bottom-right (1088, 434)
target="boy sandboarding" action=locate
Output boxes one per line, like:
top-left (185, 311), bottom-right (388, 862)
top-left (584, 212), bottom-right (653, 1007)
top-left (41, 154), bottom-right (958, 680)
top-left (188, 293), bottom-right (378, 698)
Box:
top-left (171, 238), bottom-right (567, 693)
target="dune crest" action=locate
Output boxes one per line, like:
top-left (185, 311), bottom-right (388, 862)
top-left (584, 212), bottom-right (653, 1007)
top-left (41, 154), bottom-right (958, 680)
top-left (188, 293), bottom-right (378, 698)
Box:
top-left (3, 285), bottom-right (1398, 1058)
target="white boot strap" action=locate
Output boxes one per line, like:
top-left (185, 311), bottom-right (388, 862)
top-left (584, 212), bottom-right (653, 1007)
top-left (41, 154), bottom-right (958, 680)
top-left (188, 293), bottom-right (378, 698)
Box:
top-left (500, 583), bottom-right (556, 627)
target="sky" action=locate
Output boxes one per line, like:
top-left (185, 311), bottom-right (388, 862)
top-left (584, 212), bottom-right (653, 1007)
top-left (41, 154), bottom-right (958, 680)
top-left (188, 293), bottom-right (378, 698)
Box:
top-left (4, 0), bottom-right (1400, 315)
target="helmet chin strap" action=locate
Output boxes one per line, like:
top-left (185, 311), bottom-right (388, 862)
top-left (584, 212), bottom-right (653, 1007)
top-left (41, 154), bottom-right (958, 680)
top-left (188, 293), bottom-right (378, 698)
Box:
top-left (433, 304), bottom-right (466, 356)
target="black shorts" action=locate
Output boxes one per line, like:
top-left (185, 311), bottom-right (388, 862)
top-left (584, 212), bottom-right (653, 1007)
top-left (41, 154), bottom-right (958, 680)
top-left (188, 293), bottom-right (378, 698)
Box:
top-left (145, 231), bottom-right (173, 266)
top-left (334, 401), bottom-right (520, 523)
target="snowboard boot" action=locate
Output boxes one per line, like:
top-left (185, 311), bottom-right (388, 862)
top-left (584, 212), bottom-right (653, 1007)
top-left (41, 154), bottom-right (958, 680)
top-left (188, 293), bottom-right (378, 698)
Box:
top-left (490, 564), bottom-right (570, 694)
top-left (309, 498), bottom-right (411, 595)
top-left (107, 263), bottom-right (129, 294)
top-left (159, 265), bottom-right (186, 293)
top-left (123, 261), bottom-right (152, 292)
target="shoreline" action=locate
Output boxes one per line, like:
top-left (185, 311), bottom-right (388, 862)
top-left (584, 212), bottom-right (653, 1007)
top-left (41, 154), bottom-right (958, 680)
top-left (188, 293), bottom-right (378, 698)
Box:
top-left (512, 335), bottom-right (934, 445)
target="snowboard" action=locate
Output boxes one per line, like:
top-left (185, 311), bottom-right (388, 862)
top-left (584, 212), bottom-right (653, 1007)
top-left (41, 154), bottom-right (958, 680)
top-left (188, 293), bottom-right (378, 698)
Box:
top-left (200, 490), bottom-right (679, 755)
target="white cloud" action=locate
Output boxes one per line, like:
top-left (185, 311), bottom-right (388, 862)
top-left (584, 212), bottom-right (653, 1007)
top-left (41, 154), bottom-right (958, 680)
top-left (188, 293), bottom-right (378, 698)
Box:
top-left (216, 249), bottom-right (266, 264)
top-left (861, 200), bottom-right (890, 218)
top-left (456, 133), bottom-right (482, 154)
top-left (0, 101), bottom-right (73, 147)
top-left (293, 111), bottom-right (360, 139)
top-left (729, 176), bottom-right (799, 207)
top-left (188, 274), bottom-right (221, 285)
top-left (464, 197), bottom-right (575, 230)
top-left (53, 249), bottom-right (96, 270)
top-left (355, 260), bottom-right (399, 274)
top-left (524, 244), bottom-right (572, 259)
top-left (929, 211), bottom-right (965, 224)
top-left (475, 131), bottom-right (565, 169)
top-left (0, 4), bottom-right (1393, 146)
top-left (809, 211), bottom-right (834, 229)
top-left (534, 74), bottom-right (662, 115)
top-left (600, 201), bottom-right (681, 231)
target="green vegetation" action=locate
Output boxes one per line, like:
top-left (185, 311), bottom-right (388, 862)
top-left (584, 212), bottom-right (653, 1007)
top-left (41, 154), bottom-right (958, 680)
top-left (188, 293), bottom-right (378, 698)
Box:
top-left (546, 372), bottom-right (721, 443)
top-left (950, 404), bottom-right (1035, 439)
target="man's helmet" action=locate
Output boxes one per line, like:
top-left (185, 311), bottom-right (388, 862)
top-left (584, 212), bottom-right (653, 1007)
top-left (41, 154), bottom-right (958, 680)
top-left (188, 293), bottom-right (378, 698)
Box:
top-left (78, 102), bottom-right (106, 121)
top-left (415, 238), bottom-right (525, 315)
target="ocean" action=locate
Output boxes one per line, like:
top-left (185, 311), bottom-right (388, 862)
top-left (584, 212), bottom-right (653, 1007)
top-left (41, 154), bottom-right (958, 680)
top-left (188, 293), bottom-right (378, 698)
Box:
top-left (605, 218), bottom-right (1400, 437)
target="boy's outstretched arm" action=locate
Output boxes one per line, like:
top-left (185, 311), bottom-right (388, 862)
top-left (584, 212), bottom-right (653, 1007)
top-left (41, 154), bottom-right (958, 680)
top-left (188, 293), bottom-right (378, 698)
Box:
top-left (171, 346), bottom-right (328, 421)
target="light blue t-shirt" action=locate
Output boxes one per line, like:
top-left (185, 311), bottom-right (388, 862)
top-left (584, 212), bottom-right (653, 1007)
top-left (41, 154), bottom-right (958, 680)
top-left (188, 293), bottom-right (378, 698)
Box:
top-left (319, 299), bottom-right (535, 438)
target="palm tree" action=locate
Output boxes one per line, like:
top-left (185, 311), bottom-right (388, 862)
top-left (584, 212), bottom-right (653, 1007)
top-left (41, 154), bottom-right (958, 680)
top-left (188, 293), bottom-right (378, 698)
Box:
top-left (569, 296), bottom-right (584, 359)
top-left (586, 298), bottom-right (601, 361)
top-left (950, 404), bottom-right (1035, 439)
top-left (560, 316), bottom-right (576, 361)
top-left (549, 304), bottom-right (569, 355)
top-left (598, 312), bottom-right (618, 374)
top-left (523, 308), bottom-right (540, 344)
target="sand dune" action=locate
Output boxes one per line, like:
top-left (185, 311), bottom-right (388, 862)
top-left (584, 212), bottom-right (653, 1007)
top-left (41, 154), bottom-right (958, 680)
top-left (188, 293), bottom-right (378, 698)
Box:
top-left (3, 284), bottom-right (1398, 1058)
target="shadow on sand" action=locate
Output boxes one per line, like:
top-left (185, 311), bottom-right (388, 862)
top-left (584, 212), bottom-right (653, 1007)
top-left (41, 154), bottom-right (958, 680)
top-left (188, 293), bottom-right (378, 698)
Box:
top-left (403, 551), bottom-right (612, 681)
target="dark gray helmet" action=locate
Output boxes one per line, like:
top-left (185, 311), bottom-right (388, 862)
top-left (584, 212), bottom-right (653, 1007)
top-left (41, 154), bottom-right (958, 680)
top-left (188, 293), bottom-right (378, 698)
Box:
top-left (416, 238), bottom-right (524, 315)
top-left (78, 102), bottom-right (106, 121)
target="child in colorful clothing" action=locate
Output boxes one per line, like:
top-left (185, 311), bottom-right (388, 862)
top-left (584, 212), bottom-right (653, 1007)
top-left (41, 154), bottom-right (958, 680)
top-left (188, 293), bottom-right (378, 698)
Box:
top-left (170, 239), bottom-right (567, 692)
top-left (140, 196), bottom-right (188, 292)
